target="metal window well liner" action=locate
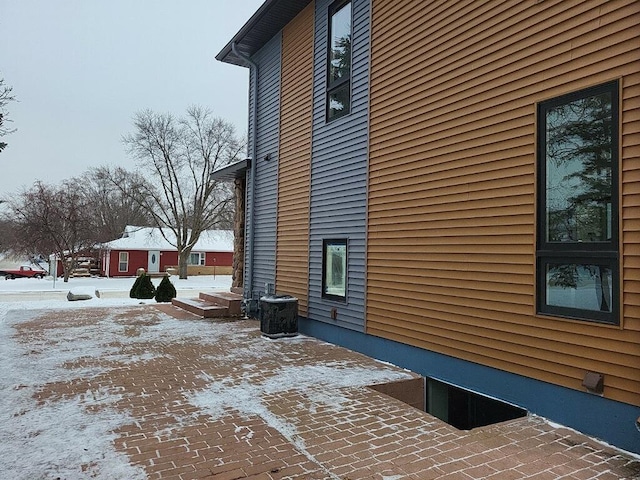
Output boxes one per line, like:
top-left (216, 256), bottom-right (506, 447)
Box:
top-left (259, 295), bottom-right (298, 338)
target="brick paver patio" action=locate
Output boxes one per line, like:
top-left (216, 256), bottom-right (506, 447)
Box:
top-left (3, 304), bottom-right (639, 479)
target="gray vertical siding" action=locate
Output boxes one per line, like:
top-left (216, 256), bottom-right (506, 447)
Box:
top-left (308, 0), bottom-right (370, 331)
top-left (247, 33), bottom-right (282, 297)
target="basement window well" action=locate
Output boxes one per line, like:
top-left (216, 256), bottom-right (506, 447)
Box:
top-left (426, 378), bottom-right (527, 430)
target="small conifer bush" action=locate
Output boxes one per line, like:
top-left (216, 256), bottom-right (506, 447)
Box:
top-left (155, 275), bottom-right (177, 302)
top-left (135, 273), bottom-right (156, 299)
top-left (129, 274), bottom-right (143, 298)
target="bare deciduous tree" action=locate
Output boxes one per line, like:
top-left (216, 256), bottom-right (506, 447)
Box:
top-left (5, 181), bottom-right (97, 282)
top-left (77, 167), bottom-right (154, 242)
top-left (121, 106), bottom-right (243, 278)
top-left (0, 217), bottom-right (18, 253)
top-left (0, 76), bottom-right (17, 153)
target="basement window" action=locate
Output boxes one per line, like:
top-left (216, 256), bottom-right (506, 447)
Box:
top-left (426, 378), bottom-right (527, 430)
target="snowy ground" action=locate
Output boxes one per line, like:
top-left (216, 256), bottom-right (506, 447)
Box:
top-left (0, 274), bottom-right (232, 304)
top-left (0, 275), bottom-right (236, 478)
top-left (0, 274), bottom-right (422, 479)
top-left (2, 275), bottom-right (639, 479)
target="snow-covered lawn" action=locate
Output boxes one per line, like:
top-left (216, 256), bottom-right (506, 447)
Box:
top-left (0, 274), bottom-right (232, 304)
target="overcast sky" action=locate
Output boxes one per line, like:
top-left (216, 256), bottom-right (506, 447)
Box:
top-left (0, 0), bottom-right (264, 196)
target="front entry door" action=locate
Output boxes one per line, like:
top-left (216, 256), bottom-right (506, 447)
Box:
top-left (148, 250), bottom-right (160, 273)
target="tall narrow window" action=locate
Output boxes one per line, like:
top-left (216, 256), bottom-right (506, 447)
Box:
top-left (326, 0), bottom-right (352, 122)
top-left (118, 252), bottom-right (129, 272)
top-left (537, 81), bottom-right (619, 324)
top-left (323, 239), bottom-right (347, 301)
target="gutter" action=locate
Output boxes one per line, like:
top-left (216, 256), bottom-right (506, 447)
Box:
top-left (231, 41), bottom-right (258, 299)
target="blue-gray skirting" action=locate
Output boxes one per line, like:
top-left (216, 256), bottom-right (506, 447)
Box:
top-left (298, 317), bottom-right (640, 455)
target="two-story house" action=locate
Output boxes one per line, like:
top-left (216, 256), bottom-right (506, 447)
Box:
top-left (215, 0), bottom-right (640, 453)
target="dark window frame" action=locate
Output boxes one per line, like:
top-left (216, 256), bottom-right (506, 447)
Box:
top-left (322, 238), bottom-right (348, 302)
top-left (326, 0), bottom-right (352, 122)
top-left (536, 80), bottom-right (620, 325)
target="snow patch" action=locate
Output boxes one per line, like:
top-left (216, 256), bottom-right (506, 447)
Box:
top-left (540, 416), bottom-right (640, 460)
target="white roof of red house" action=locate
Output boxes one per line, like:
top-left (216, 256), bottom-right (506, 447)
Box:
top-left (103, 226), bottom-right (234, 252)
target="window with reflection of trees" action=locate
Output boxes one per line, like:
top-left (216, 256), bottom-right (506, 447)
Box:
top-left (322, 239), bottom-right (347, 301)
top-left (536, 81), bottom-right (619, 324)
top-left (327, 0), bottom-right (351, 121)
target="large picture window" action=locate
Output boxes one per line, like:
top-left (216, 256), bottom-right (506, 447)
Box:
top-left (322, 239), bottom-right (347, 301)
top-left (188, 252), bottom-right (205, 266)
top-left (326, 0), bottom-right (351, 122)
top-left (536, 81), bottom-right (619, 325)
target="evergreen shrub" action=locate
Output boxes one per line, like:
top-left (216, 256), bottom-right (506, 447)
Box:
top-left (155, 275), bottom-right (177, 302)
top-left (129, 275), bottom-right (143, 298)
top-left (135, 273), bottom-right (156, 299)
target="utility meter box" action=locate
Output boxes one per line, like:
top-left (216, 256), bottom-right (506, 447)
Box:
top-left (259, 295), bottom-right (298, 338)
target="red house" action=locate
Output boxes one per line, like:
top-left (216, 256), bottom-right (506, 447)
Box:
top-left (101, 226), bottom-right (234, 277)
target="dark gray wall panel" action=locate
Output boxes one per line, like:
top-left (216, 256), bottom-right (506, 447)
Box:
top-left (308, 0), bottom-right (370, 331)
top-left (246, 32), bottom-right (281, 297)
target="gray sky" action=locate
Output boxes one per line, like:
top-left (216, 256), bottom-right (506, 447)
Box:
top-left (0, 0), bottom-right (264, 195)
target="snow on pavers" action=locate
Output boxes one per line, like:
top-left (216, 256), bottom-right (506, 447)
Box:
top-left (1, 303), bottom-right (639, 479)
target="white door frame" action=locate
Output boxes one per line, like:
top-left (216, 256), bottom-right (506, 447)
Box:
top-left (148, 250), bottom-right (160, 273)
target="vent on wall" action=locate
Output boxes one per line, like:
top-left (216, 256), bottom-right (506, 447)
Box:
top-left (265, 282), bottom-right (275, 295)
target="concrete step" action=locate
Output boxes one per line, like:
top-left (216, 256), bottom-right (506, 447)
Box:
top-left (198, 291), bottom-right (243, 316)
top-left (171, 298), bottom-right (229, 318)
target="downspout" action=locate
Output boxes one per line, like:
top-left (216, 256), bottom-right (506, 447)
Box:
top-left (231, 42), bottom-right (258, 299)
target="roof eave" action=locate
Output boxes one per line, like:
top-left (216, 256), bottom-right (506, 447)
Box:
top-left (216, 0), bottom-right (313, 66)
top-left (210, 158), bottom-right (250, 182)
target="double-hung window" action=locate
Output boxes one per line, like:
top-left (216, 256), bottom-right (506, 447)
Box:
top-left (118, 252), bottom-right (129, 272)
top-left (326, 0), bottom-right (352, 122)
top-left (536, 80), bottom-right (619, 325)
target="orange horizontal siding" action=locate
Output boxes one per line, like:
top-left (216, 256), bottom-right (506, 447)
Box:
top-left (275, 2), bottom-right (314, 315)
top-left (368, 0), bottom-right (640, 405)
top-left (623, 69), bottom-right (640, 335)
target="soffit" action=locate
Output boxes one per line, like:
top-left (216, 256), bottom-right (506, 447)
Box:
top-left (210, 158), bottom-right (249, 181)
top-left (216, 0), bottom-right (313, 66)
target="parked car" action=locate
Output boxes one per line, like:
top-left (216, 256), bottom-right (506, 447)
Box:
top-left (0, 265), bottom-right (47, 279)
